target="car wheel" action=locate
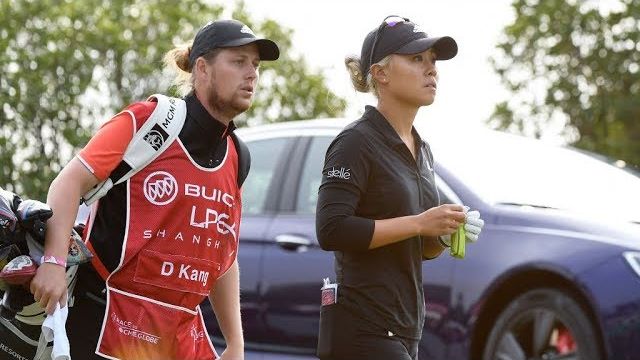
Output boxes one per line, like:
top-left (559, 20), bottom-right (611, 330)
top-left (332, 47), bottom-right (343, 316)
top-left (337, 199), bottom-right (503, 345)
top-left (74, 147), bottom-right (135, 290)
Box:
top-left (482, 288), bottom-right (601, 360)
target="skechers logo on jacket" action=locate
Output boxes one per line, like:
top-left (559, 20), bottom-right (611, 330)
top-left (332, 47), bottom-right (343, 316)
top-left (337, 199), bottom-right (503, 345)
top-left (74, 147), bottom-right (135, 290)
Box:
top-left (327, 167), bottom-right (351, 180)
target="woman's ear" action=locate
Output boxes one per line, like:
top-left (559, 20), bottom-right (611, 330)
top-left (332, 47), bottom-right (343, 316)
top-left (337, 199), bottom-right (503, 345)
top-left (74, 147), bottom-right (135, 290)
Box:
top-left (370, 63), bottom-right (389, 85)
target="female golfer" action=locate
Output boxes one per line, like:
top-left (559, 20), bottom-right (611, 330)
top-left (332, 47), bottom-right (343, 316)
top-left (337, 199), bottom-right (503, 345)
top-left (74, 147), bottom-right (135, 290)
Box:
top-left (316, 15), bottom-right (484, 360)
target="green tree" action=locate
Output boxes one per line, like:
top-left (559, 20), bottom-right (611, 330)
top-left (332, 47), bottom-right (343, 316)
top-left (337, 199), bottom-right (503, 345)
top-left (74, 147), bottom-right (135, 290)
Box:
top-left (0, 0), bottom-right (346, 200)
top-left (490, 0), bottom-right (640, 168)
top-left (1, 0), bottom-right (218, 199)
top-left (230, 1), bottom-right (347, 126)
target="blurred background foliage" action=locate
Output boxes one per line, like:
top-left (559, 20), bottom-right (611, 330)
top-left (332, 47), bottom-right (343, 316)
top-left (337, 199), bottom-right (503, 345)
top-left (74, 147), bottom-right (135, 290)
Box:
top-left (2, 0), bottom-right (638, 199)
top-left (490, 0), bottom-right (639, 170)
top-left (0, 0), bottom-right (346, 199)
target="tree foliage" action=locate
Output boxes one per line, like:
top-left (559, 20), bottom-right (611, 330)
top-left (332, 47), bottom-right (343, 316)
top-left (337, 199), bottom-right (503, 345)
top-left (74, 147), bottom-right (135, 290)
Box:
top-left (0, 0), bottom-right (346, 199)
top-left (230, 2), bottom-right (347, 126)
top-left (490, 0), bottom-right (640, 168)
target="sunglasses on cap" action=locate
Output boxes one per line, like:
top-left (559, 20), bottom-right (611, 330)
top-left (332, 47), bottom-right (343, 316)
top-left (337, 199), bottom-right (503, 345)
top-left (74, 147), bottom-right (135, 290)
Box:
top-left (369, 15), bottom-right (411, 69)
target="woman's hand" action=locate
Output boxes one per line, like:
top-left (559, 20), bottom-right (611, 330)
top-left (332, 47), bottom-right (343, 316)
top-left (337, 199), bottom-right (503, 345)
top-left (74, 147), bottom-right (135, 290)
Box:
top-left (438, 207), bottom-right (485, 250)
top-left (415, 204), bottom-right (466, 237)
top-left (30, 262), bottom-right (67, 314)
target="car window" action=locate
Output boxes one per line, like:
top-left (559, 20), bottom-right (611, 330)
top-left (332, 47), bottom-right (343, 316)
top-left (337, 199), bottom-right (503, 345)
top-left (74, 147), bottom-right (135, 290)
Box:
top-left (243, 137), bottom-right (290, 215)
top-left (293, 136), bottom-right (463, 215)
top-left (434, 173), bottom-right (461, 205)
top-left (425, 128), bottom-right (640, 223)
top-left (295, 136), bottom-right (334, 214)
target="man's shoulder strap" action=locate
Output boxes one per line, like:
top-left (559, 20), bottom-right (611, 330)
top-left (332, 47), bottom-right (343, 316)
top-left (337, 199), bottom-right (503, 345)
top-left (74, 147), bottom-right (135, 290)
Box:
top-left (82, 94), bottom-right (186, 205)
top-left (230, 132), bottom-right (251, 188)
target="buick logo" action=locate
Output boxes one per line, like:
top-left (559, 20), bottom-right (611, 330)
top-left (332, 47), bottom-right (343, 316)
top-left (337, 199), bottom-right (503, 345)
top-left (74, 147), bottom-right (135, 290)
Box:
top-left (143, 171), bottom-right (178, 205)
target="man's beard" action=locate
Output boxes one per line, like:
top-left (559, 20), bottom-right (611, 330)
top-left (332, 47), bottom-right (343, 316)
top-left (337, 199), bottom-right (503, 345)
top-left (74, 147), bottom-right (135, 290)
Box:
top-left (206, 84), bottom-right (249, 121)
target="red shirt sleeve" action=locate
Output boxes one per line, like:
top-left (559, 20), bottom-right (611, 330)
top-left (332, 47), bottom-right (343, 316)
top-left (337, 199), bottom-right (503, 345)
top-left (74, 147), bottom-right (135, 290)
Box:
top-left (77, 101), bottom-right (157, 181)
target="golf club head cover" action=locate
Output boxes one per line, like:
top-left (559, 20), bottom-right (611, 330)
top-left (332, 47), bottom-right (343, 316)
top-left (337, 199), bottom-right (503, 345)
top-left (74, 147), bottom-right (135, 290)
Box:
top-left (66, 228), bottom-right (93, 266)
top-left (26, 227), bottom-right (92, 267)
top-left (16, 199), bottom-right (53, 244)
top-left (0, 255), bottom-right (37, 286)
top-left (0, 188), bottom-right (20, 244)
top-left (0, 244), bottom-right (22, 291)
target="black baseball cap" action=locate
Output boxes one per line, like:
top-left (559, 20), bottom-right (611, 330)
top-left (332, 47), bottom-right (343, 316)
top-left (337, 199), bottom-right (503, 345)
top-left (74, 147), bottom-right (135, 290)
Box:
top-left (189, 19), bottom-right (280, 67)
top-left (360, 16), bottom-right (458, 76)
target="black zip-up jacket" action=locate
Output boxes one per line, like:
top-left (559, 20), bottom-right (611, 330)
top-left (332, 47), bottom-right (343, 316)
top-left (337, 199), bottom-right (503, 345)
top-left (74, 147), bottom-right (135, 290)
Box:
top-left (316, 106), bottom-right (440, 340)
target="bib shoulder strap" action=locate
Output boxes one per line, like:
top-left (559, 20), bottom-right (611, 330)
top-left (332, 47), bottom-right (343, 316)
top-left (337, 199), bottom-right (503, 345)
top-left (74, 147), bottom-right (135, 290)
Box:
top-left (82, 94), bottom-right (186, 205)
top-left (230, 132), bottom-right (251, 188)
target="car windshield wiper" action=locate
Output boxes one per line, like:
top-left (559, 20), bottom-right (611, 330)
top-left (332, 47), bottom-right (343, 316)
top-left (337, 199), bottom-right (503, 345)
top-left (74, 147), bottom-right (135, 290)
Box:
top-left (496, 202), bottom-right (559, 210)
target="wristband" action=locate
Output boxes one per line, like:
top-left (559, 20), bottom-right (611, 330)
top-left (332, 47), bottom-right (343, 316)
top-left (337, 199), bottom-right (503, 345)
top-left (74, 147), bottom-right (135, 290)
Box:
top-left (41, 255), bottom-right (67, 268)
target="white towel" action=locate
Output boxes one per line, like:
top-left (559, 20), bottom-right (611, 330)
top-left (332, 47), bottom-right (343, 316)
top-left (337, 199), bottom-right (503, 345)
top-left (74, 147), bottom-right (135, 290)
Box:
top-left (41, 303), bottom-right (70, 360)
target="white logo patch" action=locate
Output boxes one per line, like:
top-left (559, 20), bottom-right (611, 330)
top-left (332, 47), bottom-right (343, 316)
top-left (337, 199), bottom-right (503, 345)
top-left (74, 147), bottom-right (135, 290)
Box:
top-left (240, 25), bottom-right (255, 36)
top-left (143, 130), bottom-right (164, 151)
top-left (143, 171), bottom-right (178, 206)
top-left (190, 324), bottom-right (205, 343)
top-left (111, 313), bottom-right (160, 345)
top-left (327, 167), bottom-right (351, 180)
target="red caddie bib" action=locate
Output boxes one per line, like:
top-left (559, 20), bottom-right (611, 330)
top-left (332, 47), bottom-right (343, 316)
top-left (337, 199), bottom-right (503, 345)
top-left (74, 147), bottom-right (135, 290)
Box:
top-left (95, 138), bottom-right (240, 360)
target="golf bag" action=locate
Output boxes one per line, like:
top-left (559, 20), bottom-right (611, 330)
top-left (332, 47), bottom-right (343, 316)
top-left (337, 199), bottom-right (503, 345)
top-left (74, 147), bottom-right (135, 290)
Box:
top-left (0, 187), bottom-right (91, 360)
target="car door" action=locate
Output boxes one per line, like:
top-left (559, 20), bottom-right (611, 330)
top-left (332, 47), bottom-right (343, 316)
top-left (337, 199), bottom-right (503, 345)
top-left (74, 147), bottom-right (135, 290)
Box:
top-left (204, 135), bottom-right (296, 347)
top-left (260, 135), bottom-right (335, 354)
top-left (419, 175), bottom-right (461, 360)
top-left (255, 133), bottom-right (459, 358)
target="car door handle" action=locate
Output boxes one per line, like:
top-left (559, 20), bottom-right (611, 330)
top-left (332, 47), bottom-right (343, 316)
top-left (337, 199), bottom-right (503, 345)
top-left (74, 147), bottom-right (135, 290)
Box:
top-left (275, 234), bottom-right (311, 252)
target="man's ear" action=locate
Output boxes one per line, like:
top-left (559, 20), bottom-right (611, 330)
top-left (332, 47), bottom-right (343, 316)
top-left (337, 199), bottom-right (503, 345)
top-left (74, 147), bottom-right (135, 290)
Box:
top-left (370, 63), bottom-right (389, 84)
top-left (194, 57), bottom-right (209, 80)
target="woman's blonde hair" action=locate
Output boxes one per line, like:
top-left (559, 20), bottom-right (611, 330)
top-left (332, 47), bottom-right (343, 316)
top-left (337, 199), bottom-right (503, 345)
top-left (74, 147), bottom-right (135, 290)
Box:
top-left (163, 44), bottom-right (222, 97)
top-left (344, 55), bottom-right (391, 97)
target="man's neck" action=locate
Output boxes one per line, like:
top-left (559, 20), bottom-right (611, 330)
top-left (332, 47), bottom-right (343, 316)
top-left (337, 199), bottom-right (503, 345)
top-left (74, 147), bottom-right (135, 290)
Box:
top-left (194, 90), bottom-right (234, 126)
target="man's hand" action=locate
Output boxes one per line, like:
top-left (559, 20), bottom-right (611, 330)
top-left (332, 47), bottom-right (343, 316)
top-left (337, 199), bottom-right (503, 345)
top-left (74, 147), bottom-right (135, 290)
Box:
top-left (30, 262), bottom-right (67, 314)
top-left (209, 260), bottom-right (244, 360)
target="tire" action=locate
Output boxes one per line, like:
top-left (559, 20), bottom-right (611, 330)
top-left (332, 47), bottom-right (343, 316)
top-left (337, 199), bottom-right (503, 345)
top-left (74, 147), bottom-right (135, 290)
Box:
top-left (482, 288), bottom-right (602, 360)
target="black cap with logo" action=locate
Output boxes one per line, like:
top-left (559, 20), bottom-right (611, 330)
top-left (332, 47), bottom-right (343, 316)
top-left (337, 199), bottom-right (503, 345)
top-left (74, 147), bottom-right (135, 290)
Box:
top-left (189, 19), bottom-right (280, 67)
top-left (360, 16), bottom-right (458, 76)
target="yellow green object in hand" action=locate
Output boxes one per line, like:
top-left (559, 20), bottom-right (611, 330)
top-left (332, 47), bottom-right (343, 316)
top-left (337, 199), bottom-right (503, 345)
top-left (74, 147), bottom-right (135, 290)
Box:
top-left (450, 224), bottom-right (466, 258)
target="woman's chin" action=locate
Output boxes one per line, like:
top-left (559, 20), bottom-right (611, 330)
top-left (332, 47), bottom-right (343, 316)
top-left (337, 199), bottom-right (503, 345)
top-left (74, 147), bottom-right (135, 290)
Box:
top-left (419, 97), bottom-right (435, 107)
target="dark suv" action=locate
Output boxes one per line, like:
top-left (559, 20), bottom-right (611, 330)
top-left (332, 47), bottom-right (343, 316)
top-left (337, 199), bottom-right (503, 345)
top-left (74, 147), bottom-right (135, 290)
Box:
top-left (205, 118), bottom-right (640, 360)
